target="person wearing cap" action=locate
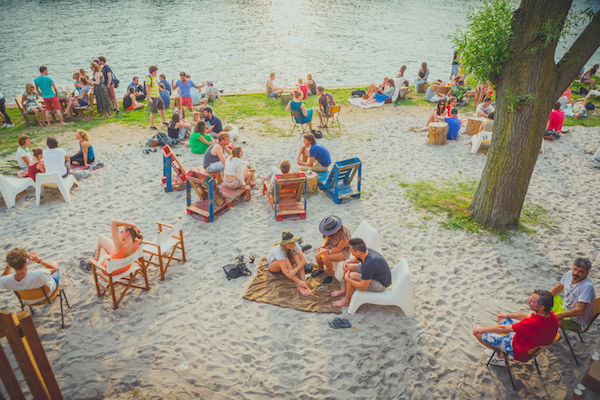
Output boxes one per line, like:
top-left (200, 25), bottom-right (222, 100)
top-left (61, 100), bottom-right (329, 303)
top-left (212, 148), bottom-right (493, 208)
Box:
top-left (313, 216), bottom-right (351, 285)
top-left (332, 237), bottom-right (392, 307)
top-left (203, 81), bottom-right (226, 104)
top-left (267, 230), bottom-right (311, 296)
top-left (172, 72), bottom-right (203, 115)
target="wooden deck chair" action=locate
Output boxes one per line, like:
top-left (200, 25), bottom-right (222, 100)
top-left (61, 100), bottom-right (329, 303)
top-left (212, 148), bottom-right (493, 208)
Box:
top-left (15, 95), bottom-right (36, 125)
top-left (290, 109), bottom-right (311, 136)
top-left (486, 331), bottom-right (560, 390)
top-left (267, 173), bottom-right (307, 221)
top-left (323, 104), bottom-right (342, 135)
top-left (560, 298), bottom-right (600, 365)
top-left (142, 221), bottom-right (186, 281)
top-left (14, 284), bottom-right (70, 329)
top-left (162, 145), bottom-right (187, 192)
top-left (74, 92), bottom-right (94, 118)
top-left (186, 170), bottom-right (247, 222)
top-left (317, 158), bottom-right (362, 204)
top-left (89, 247), bottom-right (149, 310)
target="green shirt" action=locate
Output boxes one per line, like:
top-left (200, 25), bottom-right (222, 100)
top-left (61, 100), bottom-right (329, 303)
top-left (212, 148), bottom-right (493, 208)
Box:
top-left (144, 74), bottom-right (159, 98)
top-left (34, 75), bottom-right (55, 98)
top-left (189, 132), bottom-right (213, 154)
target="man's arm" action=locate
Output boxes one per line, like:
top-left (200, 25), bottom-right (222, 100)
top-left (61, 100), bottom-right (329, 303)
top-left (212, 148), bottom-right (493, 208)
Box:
top-left (550, 283), bottom-right (564, 297)
top-left (347, 272), bottom-right (370, 291)
top-left (473, 324), bottom-right (514, 336)
top-left (51, 83), bottom-right (59, 97)
top-left (497, 312), bottom-right (530, 321)
top-left (35, 84), bottom-right (42, 97)
top-left (145, 81), bottom-right (153, 103)
top-left (2, 265), bottom-right (11, 276)
top-left (555, 301), bottom-right (588, 320)
top-left (27, 252), bottom-right (58, 274)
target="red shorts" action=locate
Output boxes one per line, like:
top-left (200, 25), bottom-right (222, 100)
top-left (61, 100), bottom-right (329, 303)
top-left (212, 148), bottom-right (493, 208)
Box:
top-left (43, 96), bottom-right (61, 111)
top-left (126, 105), bottom-right (134, 111)
top-left (181, 96), bottom-right (193, 110)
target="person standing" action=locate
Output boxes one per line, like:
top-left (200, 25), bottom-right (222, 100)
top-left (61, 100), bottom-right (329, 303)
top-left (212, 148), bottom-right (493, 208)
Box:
top-left (172, 72), bottom-right (202, 117)
top-left (89, 62), bottom-right (112, 118)
top-left (145, 65), bottom-right (167, 130)
top-left (98, 56), bottom-right (120, 115)
top-left (34, 66), bottom-right (65, 126)
top-left (0, 91), bottom-right (14, 128)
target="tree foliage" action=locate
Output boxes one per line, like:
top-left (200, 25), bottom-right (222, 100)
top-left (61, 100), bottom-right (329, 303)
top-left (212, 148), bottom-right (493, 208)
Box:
top-left (453, 0), bottom-right (514, 84)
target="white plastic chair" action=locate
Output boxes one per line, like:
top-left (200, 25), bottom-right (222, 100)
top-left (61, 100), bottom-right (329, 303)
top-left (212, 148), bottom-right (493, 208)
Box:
top-left (0, 175), bottom-right (35, 208)
top-left (470, 131), bottom-right (492, 153)
top-left (347, 258), bottom-right (414, 316)
top-left (333, 221), bottom-right (383, 286)
top-left (35, 172), bottom-right (78, 206)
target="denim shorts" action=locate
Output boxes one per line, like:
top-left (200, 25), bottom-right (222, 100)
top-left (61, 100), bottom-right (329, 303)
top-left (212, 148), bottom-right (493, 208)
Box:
top-left (206, 161), bottom-right (224, 173)
top-left (482, 318), bottom-right (515, 355)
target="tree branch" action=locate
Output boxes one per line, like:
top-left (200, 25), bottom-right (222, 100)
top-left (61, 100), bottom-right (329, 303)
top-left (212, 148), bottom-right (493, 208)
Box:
top-left (556, 9), bottom-right (600, 93)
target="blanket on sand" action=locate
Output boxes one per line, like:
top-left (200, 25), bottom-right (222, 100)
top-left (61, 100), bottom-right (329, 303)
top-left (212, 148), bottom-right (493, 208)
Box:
top-left (243, 257), bottom-right (342, 314)
top-left (348, 97), bottom-right (384, 109)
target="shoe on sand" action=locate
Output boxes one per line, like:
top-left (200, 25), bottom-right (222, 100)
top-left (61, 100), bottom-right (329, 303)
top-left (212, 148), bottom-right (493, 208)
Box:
top-left (311, 269), bottom-right (324, 278)
top-left (322, 275), bottom-right (333, 284)
top-left (488, 355), bottom-right (506, 367)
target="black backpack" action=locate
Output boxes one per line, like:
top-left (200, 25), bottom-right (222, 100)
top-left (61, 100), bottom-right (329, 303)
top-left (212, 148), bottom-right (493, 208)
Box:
top-left (351, 89), bottom-right (366, 97)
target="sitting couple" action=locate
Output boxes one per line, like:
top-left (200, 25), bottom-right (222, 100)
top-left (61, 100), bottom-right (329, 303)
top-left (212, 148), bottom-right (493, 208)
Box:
top-left (362, 77), bottom-right (395, 106)
top-left (202, 132), bottom-right (254, 190)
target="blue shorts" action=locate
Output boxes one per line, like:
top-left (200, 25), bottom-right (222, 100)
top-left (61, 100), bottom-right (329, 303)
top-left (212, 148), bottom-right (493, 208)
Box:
top-left (451, 64), bottom-right (459, 76)
top-left (78, 99), bottom-right (88, 106)
top-left (375, 93), bottom-right (390, 103)
top-left (482, 318), bottom-right (515, 355)
top-left (206, 161), bottom-right (224, 173)
top-left (51, 270), bottom-right (60, 288)
top-left (268, 92), bottom-right (277, 98)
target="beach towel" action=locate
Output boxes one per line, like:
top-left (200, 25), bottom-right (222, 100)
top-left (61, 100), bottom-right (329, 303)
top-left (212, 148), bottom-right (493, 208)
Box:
top-left (347, 97), bottom-right (384, 109)
top-left (243, 257), bottom-right (342, 314)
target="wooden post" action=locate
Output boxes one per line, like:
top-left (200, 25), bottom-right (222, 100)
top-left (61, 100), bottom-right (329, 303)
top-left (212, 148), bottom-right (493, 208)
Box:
top-left (0, 342), bottom-right (25, 400)
top-left (466, 117), bottom-right (484, 135)
top-left (428, 122), bottom-right (448, 145)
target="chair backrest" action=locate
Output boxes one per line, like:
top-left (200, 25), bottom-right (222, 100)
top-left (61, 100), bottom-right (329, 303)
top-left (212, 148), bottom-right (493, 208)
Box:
top-left (390, 260), bottom-right (409, 290)
top-left (290, 109), bottom-right (302, 123)
top-left (391, 84), bottom-right (402, 102)
top-left (327, 158), bottom-right (361, 189)
top-left (162, 145), bottom-right (186, 178)
top-left (15, 284), bottom-right (55, 306)
top-left (36, 171), bottom-right (63, 185)
top-left (329, 104), bottom-right (341, 116)
top-left (15, 96), bottom-right (28, 114)
top-left (582, 298), bottom-right (600, 332)
top-left (156, 221), bottom-right (182, 247)
top-left (186, 170), bottom-right (226, 206)
top-left (105, 247), bottom-right (143, 275)
top-left (524, 331), bottom-right (560, 360)
top-left (274, 173), bottom-right (306, 201)
top-left (352, 221), bottom-right (382, 253)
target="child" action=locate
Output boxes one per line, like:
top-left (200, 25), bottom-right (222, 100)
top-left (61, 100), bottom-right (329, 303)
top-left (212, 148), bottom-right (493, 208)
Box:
top-left (297, 78), bottom-right (308, 100)
top-left (27, 148), bottom-right (45, 181)
top-left (23, 83), bottom-right (47, 126)
top-left (446, 96), bottom-right (457, 116)
top-left (265, 160), bottom-right (291, 194)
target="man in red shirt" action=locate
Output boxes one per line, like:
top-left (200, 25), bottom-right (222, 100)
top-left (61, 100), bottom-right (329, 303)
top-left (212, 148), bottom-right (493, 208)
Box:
top-left (547, 102), bottom-right (565, 133)
top-left (472, 290), bottom-right (558, 366)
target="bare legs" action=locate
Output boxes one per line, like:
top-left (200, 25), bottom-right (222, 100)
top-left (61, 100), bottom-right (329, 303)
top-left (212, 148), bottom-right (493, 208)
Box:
top-left (315, 249), bottom-right (346, 278)
top-left (94, 235), bottom-right (115, 261)
top-left (268, 256), bottom-right (311, 296)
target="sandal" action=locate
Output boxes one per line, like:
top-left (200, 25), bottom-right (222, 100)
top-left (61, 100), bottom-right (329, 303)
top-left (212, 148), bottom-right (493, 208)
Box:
top-left (328, 318), bottom-right (352, 329)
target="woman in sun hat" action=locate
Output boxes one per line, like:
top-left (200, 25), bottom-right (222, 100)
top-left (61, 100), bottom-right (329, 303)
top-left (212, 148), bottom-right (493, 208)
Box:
top-left (313, 216), bottom-right (351, 285)
top-left (267, 230), bottom-right (311, 296)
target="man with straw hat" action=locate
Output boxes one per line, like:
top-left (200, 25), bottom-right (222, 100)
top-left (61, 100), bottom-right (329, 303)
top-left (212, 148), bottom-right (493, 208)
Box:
top-left (268, 230), bottom-right (311, 296)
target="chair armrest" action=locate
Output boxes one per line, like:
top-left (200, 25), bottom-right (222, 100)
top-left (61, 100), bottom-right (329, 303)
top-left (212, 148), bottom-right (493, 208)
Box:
top-left (141, 241), bottom-right (159, 249)
top-left (156, 221), bottom-right (174, 232)
top-left (89, 257), bottom-right (107, 273)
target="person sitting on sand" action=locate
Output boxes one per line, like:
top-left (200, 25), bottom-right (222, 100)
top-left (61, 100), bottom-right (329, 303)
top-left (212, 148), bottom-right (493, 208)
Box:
top-left (306, 74), bottom-right (317, 95)
top-left (43, 137), bottom-right (69, 177)
top-left (425, 80), bottom-right (447, 103)
top-left (203, 132), bottom-right (230, 174)
top-left (22, 83), bottom-right (47, 126)
top-left (264, 160), bottom-right (291, 194)
top-left (580, 64), bottom-right (599, 91)
top-left (92, 220), bottom-right (143, 270)
top-left (266, 72), bottom-right (284, 97)
top-left (316, 86), bottom-right (335, 128)
top-left (70, 129), bottom-right (95, 168)
top-left (127, 77), bottom-right (146, 101)
top-left (549, 258), bottom-right (595, 332)
top-left (188, 120), bottom-right (214, 154)
top-left (331, 238), bottom-right (392, 307)
top-left (167, 113), bottom-right (192, 144)
top-left (445, 107), bottom-right (462, 140)
top-left (479, 111), bottom-right (494, 134)
top-left (476, 96), bottom-right (494, 117)
top-left (286, 90), bottom-right (315, 133)
top-left (223, 145), bottom-right (254, 190)
top-left (414, 62), bottom-right (429, 88)
top-left (65, 77), bottom-right (90, 118)
top-left (362, 79), bottom-right (395, 106)
top-left (0, 248), bottom-right (60, 297)
top-left (472, 290), bottom-right (558, 366)
top-left (202, 106), bottom-right (223, 137)
top-left (203, 81), bottom-right (226, 104)
top-left (297, 133), bottom-right (331, 172)
top-left (546, 102), bottom-right (565, 134)
top-left (365, 77), bottom-right (389, 98)
top-left (122, 86), bottom-right (145, 111)
top-left (27, 148), bottom-right (45, 181)
top-left (313, 216), bottom-right (351, 285)
top-left (268, 230), bottom-right (311, 296)
top-left (410, 99), bottom-right (447, 132)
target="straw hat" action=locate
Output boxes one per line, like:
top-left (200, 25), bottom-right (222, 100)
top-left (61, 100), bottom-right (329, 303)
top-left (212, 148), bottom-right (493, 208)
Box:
top-left (319, 216), bottom-right (343, 236)
top-left (276, 230), bottom-right (300, 246)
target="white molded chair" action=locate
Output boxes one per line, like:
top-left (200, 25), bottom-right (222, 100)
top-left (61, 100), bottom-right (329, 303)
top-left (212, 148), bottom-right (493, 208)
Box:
top-left (0, 175), bottom-right (35, 208)
top-left (470, 131), bottom-right (492, 153)
top-left (334, 221), bottom-right (383, 287)
top-left (35, 172), bottom-right (78, 206)
top-left (347, 258), bottom-right (414, 316)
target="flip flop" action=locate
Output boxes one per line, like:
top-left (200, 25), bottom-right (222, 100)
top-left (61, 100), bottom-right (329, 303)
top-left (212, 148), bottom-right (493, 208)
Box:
top-left (328, 318), bottom-right (352, 329)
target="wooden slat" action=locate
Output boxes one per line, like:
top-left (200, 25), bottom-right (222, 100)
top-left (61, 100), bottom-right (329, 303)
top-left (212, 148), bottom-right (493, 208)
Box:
top-left (187, 205), bottom-right (209, 217)
top-left (0, 342), bottom-right (25, 400)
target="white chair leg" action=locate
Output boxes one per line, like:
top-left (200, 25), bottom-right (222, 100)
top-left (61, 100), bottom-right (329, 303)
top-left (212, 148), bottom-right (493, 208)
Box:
top-left (35, 184), bottom-right (42, 206)
top-left (4, 193), bottom-right (16, 208)
top-left (58, 183), bottom-right (72, 203)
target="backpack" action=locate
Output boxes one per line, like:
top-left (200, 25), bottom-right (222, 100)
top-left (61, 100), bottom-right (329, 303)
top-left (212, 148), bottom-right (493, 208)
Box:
top-left (313, 130), bottom-right (323, 139)
top-left (579, 87), bottom-right (589, 96)
top-left (156, 131), bottom-right (175, 146)
top-left (351, 89), bottom-right (366, 97)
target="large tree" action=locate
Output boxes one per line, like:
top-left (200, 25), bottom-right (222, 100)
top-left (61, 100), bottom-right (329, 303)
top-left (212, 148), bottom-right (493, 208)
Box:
top-left (455, 0), bottom-right (600, 231)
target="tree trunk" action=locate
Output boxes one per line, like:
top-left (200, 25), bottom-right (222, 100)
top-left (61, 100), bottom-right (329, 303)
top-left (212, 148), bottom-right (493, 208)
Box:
top-left (470, 0), bottom-right (600, 231)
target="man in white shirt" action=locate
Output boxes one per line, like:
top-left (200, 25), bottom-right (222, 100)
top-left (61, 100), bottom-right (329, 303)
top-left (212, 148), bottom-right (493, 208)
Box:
top-left (0, 248), bottom-right (59, 303)
top-left (476, 96), bottom-right (494, 117)
top-left (550, 257), bottom-right (596, 330)
top-left (42, 136), bottom-right (69, 177)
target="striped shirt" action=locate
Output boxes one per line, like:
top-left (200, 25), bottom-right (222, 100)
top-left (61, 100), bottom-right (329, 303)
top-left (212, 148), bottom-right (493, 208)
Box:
top-left (144, 74), bottom-right (160, 98)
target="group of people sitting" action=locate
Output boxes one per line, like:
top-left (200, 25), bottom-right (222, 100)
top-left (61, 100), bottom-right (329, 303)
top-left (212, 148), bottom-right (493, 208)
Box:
top-left (267, 216), bottom-right (392, 303)
top-left (14, 131), bottom-right (96, 181)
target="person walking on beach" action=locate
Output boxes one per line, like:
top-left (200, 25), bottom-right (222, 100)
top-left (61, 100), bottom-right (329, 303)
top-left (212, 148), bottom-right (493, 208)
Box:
top-left (145, 65), bottom-right (167, 130)
top-left (34, 66), bottom-right (65, 126)
top-left (267, 230), bottom-right (311, 296)
top-left (98, 56), bottom-right (120, 115)
top-left (331, 238), bottom-right (392, 307)
top-left (472, 290), bottom-right (558, 366)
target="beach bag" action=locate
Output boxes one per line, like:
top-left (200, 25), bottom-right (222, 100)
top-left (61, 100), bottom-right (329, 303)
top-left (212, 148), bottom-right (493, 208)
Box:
top-left (112, 72), bottom-right (120, 89)
top-left (585, 102), bottom-right (595, 111)
top-left (223, 263), bottom-right (251, 280)
top-left (313, 130), bottom-right (323, 139)
top-left (351, 90), bottom-right (366, 97)
top-left (578, 87), bottom-right (589, 96)
top-left (544, 129), bottom-right (560, 140)
top-left (156, 131), bottom-right (175, 147)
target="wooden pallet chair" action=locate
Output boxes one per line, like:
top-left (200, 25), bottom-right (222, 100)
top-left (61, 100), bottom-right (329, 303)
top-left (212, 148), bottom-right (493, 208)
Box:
top-left (265, 173), bottom-right (307, 221)
top-left (74, 92), bottom-right (95, 119)
top-left (15, 96), bottom-right (37, 125)
top-left (89, 247), bottom-right (149, 310)
top-left (290, 109), bottom-right (311, 137)
top-left (186, 170), bottom-right (247, 222)
top-left (162, 145), bottom-right (187, 192)
top-left (14, 284), bottom-right (70, 329)
top-left (142, 221), bottom-right (186, 281)
top-left (317, 157), bottom-right (362, 204)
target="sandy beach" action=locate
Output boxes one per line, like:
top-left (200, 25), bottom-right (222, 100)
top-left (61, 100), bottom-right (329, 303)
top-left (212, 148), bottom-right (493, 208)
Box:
top-left (1, 103), bottom-right (599, 399)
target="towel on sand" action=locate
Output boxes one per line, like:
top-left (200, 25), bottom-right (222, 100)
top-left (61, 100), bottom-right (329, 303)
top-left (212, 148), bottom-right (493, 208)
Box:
top-left (348, 97), bottom-right (384, 109)
top-left (243, 257), bottom-right (342, 314)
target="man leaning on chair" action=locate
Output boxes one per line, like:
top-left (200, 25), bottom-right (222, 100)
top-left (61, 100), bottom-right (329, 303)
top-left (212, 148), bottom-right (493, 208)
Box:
top-left (0, 248), bottom-right (60, 296)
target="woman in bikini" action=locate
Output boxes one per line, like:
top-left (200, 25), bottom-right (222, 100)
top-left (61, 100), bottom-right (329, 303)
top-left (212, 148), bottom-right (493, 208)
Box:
top-left (93, 220), bottom-right (143, 269)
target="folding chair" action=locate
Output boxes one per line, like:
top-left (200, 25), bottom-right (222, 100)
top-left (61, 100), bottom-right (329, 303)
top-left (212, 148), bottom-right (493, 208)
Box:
top-left (561, 298), bottom-right (600, 365)
top-left (290, 110), bottom-right (311, 136)
top-left (89, 247), bottom-right (149, 310)
top-left (486, 331), bottom-right (560, 390)
top-left (15, 95), bottom-right (36, 125)
top-left (142, 221), bottom-right (186, 281)
top-left (14, 284), bottom-right (70, 329)
top-left (323, 104), bottom-right (342, 135)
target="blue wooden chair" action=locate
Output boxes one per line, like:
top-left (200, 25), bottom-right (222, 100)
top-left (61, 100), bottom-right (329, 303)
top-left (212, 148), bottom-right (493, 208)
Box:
top-left (317, 158), bottom-right (361, 204)
top-left (162, 145), bottom-right (186, 192)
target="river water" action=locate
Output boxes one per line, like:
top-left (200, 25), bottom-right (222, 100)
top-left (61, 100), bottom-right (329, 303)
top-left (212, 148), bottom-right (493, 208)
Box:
top-left (0, 0), bottom-right (598, 99)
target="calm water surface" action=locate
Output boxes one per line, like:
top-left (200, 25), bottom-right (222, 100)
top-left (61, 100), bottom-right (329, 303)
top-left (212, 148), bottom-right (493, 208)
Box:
top-left (0, 0), bottom-right (598, 98)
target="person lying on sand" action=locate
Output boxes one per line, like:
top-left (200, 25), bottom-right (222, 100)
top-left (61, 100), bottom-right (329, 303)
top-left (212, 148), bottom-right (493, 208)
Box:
top-left (472, 290), bottom-right (558, 366)
top-left (331, 238), bottom-right (391, 307)
top-left (361, 78), bottom-right (394, 106)
top-left (267, 230), bottom-right (311, 296)
top-left (313, 216), bottom-right (351, 285)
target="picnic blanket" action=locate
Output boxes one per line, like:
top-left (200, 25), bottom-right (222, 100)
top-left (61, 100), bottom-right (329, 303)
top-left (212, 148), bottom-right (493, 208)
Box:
top-left (243, 257), bottom-right (342, 314)
top-left (348, 97), bottom-right (384, 109)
